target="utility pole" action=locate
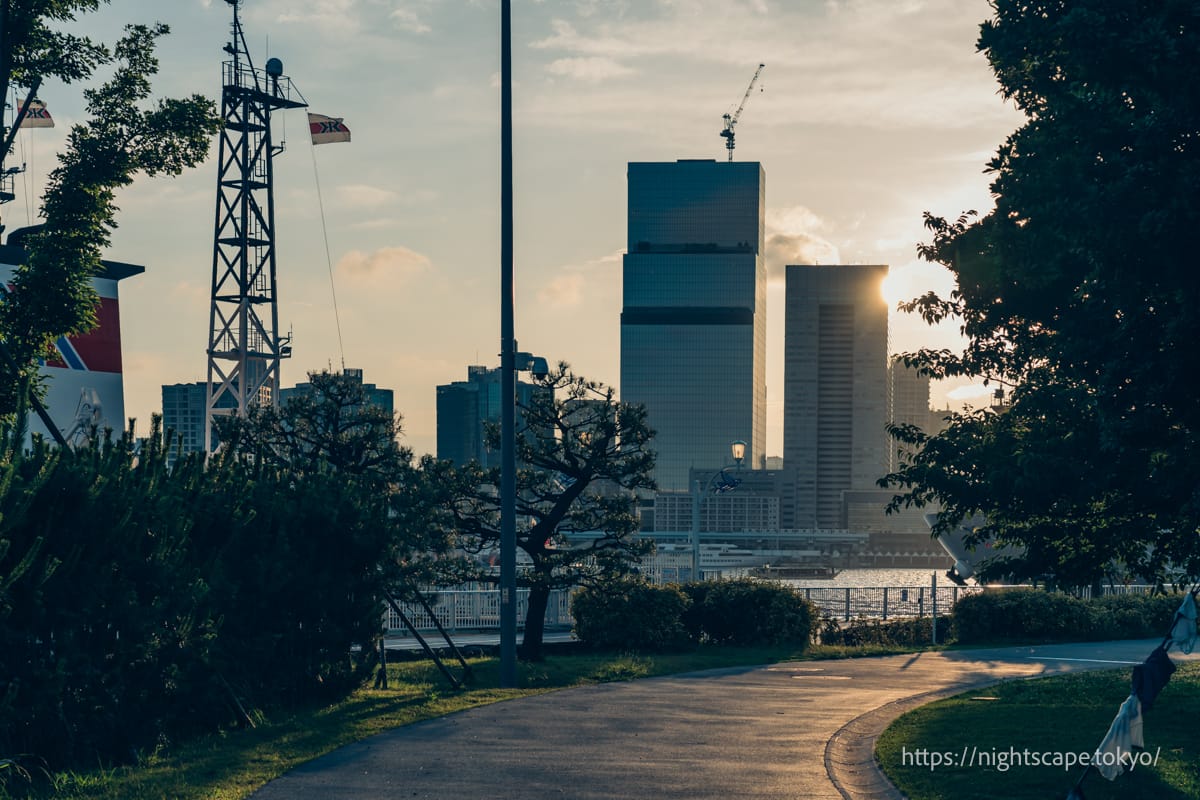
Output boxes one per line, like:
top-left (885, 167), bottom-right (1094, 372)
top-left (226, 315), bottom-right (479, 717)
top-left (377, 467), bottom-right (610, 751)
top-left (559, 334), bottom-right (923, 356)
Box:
top-left (499, 0), bottom-right (518, 689)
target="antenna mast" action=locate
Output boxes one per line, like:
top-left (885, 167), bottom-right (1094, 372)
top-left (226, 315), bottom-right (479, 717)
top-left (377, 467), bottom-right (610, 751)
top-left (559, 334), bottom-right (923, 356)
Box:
top-left (720, 63), bottom-right (765, 162)
top-left (205, 0), bottom-right (308, 450)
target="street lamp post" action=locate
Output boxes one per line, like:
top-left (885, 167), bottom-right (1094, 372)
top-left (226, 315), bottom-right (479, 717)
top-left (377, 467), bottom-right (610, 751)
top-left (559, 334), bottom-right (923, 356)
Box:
top-left (499, 0), bottom-right (516, 689)
top-left (690, 440), bottom-right (748, 580)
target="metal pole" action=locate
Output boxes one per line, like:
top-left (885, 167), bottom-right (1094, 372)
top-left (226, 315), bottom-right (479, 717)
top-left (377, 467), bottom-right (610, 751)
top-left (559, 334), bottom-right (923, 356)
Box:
top-left (931, 571), bottom-right (938, 645)
top-left (498, 0), bottom-right (517, 689)
top-left (691, 479), bottom-right (701, 581)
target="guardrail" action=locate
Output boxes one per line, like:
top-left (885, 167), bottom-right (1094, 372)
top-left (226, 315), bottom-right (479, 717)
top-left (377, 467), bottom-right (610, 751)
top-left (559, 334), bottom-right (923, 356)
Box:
top-left (386, 588), bottom-right (573, 636)
top-left (385, 583), bottom-right (1177, 635)
top-left (800, 585), bottom-right (984, 621)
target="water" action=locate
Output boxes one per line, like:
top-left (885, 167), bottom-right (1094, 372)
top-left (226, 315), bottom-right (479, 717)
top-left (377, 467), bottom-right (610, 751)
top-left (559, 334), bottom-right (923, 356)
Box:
top-left (783, 567), bottom-right (955, 588)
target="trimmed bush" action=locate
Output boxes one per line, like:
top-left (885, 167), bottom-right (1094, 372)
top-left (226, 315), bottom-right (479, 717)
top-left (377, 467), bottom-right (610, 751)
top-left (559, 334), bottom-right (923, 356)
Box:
top-left (820, 615), bottom-right (952, 647)
top-left (683, 579), bottom-right (818, 648)
top-left (952, 588), bottom-right (1186, 644)
top-left (1089, 593), bottom-right (1181, 640)
top-left (571, 579), bottom-right (692, 652)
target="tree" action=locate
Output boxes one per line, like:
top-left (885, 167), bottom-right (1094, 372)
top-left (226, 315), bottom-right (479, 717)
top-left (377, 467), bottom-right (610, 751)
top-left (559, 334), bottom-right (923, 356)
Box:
top-left (0, 3), bottom-right (220, 429)
top-left (215, 370), bottom-right (469, 593)
top-left (884, 0), bottom-right (1200, 587)
top-left (437, 364), bottom-right (656, 659)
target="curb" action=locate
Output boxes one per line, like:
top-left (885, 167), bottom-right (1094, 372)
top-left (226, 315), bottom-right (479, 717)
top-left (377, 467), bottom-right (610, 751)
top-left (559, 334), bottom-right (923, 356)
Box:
top-left (824, 678), bottom-right (1010, 800)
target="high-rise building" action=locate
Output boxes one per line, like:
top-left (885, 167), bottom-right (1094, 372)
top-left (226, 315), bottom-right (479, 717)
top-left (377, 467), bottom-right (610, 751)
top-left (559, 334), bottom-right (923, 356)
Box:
top-left (164, 368), bottom-right (392, 463)
top-left (653, 466), bottom-right (796, 532)
top-left (784, 264), bottom-right (889, 529)
top-left (888, 358), bottom-right (932, 472)
top-left (162, 382), bottom-right (211, 459)
top-left (280, 367), bottom-right (394, 416)
top-left (436, 366), bottom-right (542, 468)
top-left (620, 159), bottom-right (766, 491)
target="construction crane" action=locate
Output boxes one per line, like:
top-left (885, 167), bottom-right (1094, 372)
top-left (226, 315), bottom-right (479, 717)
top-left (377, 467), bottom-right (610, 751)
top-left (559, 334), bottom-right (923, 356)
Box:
top-left (720, 63), bottom-right (765, 162)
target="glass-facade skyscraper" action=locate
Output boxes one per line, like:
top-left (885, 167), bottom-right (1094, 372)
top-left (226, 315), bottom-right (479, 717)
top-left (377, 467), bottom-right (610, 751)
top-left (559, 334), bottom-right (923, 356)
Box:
top-left (620, 160), bottom-right (767, 491)
top-left (436, 366), bottom-right (542, 468)
top-left (783, 264), bottom-right (889, 529)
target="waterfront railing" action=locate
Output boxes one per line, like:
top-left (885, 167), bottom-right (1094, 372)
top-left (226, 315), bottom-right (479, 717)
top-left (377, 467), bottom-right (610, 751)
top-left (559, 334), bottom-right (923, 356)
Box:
top-left (386, 587), bottom-right (573, 636)
top-left (384, 583), bottom-right (1174, 637)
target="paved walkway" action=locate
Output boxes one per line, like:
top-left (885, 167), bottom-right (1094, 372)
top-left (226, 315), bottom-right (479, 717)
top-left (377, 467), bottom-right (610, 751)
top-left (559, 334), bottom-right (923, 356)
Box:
top-left (252, 640), bottom-right (1196, 799)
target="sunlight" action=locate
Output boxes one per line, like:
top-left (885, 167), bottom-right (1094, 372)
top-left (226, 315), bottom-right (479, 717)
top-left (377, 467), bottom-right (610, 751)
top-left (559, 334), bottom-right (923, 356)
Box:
top-left (880, 269), bottom-right (906, 307)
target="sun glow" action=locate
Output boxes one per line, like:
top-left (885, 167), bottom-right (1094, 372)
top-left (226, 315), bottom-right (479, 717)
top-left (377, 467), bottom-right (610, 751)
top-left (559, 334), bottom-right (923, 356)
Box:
top-left (880, 269), bottom-right (907, 307)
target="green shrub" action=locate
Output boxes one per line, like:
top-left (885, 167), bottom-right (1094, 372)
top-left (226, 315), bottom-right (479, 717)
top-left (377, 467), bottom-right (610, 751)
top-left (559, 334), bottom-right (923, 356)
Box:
top-left (821, 615), bottom-right (951, 647)
top-left (0, 415), bottom-right (451, 772)
top-left (678, 581), bottom-right (710, 642)
top-left (1089, 593), bottom-right (1181, 640)
top-left (571, 579), bottom-right (692, 652)
top-left (951, 588), bottom-right (1186, 644)
top-left (684, 579), bottom-right (818, 648)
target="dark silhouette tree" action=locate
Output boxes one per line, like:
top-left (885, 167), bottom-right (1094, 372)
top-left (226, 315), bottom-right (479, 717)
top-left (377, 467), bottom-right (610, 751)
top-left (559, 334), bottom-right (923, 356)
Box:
top-left (435, 363), bottom-right (656, 659)
top-left (884, 0), bottom-right (1200, 587)
top-left (215, 369), bottom-right (469, 592)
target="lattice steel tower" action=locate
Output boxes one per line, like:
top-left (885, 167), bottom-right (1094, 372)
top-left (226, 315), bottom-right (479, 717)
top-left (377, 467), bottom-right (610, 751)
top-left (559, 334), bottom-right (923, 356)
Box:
top-left (205, 0), bottom-right (307, 450)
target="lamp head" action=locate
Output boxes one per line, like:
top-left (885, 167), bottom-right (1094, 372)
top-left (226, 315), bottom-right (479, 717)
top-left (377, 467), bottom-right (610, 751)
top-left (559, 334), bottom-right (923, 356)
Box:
top-left (730, 440), bottom-right (746, 465)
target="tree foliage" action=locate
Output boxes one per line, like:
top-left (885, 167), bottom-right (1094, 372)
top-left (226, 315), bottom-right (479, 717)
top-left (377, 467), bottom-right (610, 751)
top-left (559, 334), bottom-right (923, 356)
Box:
top-left (0, 4), bottom-right (220, 425)
top-left (0, 374), bottom-right (465, 770)
top-left (215, 370), bottom-right (469, 593)
top-left (884, 0), bottom-right (1200, 587)
top-left (436, 364), bottom-right (656, 658)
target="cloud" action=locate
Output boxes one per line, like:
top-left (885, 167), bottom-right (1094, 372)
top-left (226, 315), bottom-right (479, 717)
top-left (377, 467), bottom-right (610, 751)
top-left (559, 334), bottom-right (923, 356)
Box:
top-left (538, 273), bottom-right (585, 307)
top-left (546, 57), bottom-right (634, 82)
top-left (349, 218), bottom-right (401, 230)
top-left (391, 7), bottom-right (432, 33)
top-left (336, 246), bottom-right (431, 287)
top-left (169, 280), bottom-right (209, 307)
top-left (536, 250), bottom-right (622, 308)
top-left (274, 0), bottom-right (359, 30)
top-left (764, 206), bottom-right (840, 283)
top-left (946, 383), bottom-right (995, 401)
top-left (335, 184), bottom-right (398, 208)
top-left (522, 1), bottom-right (1016, 134)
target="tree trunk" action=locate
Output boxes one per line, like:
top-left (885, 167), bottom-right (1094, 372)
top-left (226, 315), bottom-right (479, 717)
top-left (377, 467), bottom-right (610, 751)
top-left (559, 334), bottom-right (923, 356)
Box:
top-left (520, 585), bottom-right (550, 661)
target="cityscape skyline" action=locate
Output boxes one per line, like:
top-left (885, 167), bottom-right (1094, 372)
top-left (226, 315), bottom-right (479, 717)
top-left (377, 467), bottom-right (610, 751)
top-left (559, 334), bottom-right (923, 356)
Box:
top-left (1, 0), bottom-right (1025, 458)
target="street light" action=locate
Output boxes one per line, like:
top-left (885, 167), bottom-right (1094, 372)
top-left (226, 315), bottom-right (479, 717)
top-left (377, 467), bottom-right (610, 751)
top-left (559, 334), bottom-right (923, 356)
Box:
top-left (690, 440), bottom-right (748, 580)
top-left (499, 0), bottom-right (517, 689)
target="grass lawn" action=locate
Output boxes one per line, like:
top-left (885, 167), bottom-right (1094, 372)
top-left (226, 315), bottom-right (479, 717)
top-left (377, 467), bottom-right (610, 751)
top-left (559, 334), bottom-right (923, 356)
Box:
top-left (876, 661), bottom-right (1200, 800)
top-left (14, 643), bottom-right (909, 800)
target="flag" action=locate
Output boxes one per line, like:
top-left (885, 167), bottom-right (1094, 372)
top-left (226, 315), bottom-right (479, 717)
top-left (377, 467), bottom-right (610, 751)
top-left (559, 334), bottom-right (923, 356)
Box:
top-left (18, 98), bottom-right (53, 128)
top-left (308, 113), bottom-right (350, 145)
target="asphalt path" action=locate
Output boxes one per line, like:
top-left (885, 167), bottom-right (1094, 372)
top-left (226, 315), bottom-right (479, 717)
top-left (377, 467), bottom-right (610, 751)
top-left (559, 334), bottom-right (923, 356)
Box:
top-left (251, 639), bottom-right (1197, 800)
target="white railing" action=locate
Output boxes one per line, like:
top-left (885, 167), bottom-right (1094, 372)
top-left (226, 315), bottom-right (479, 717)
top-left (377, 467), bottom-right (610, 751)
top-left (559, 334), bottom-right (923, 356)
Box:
top-left (386, 588), bottom-right (574, 636)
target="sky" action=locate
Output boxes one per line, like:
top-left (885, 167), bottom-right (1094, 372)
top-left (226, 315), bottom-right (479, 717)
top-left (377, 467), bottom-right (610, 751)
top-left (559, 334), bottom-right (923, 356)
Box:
top-left (4, 0), bottom-right (1026, 458)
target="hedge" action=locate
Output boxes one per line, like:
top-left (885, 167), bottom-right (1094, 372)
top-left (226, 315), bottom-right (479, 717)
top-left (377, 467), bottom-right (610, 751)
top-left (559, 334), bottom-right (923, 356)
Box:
top-left (571, 579), bottom-right (692, 652)
top-left (682, 578), bottom-right (819, 647)
top-left (952, 588), bottom-right (1183, 644)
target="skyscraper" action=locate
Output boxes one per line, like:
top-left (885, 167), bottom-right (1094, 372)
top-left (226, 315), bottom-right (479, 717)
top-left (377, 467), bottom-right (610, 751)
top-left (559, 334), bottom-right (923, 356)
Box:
top-left (436, 365), bottom-right (542, 468)
top-left (163, 368), bottom-right (393, 464)
top-left (620, 159), bottom-right (766, 491)
top-left (784, 264), bottom-right (889, 529)
top-left (888, 358), bottom-right (932, 473)
top-left (161, 382), bottom-right (210, 460)
top-left (279, 367), bottom-right (394, 417)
